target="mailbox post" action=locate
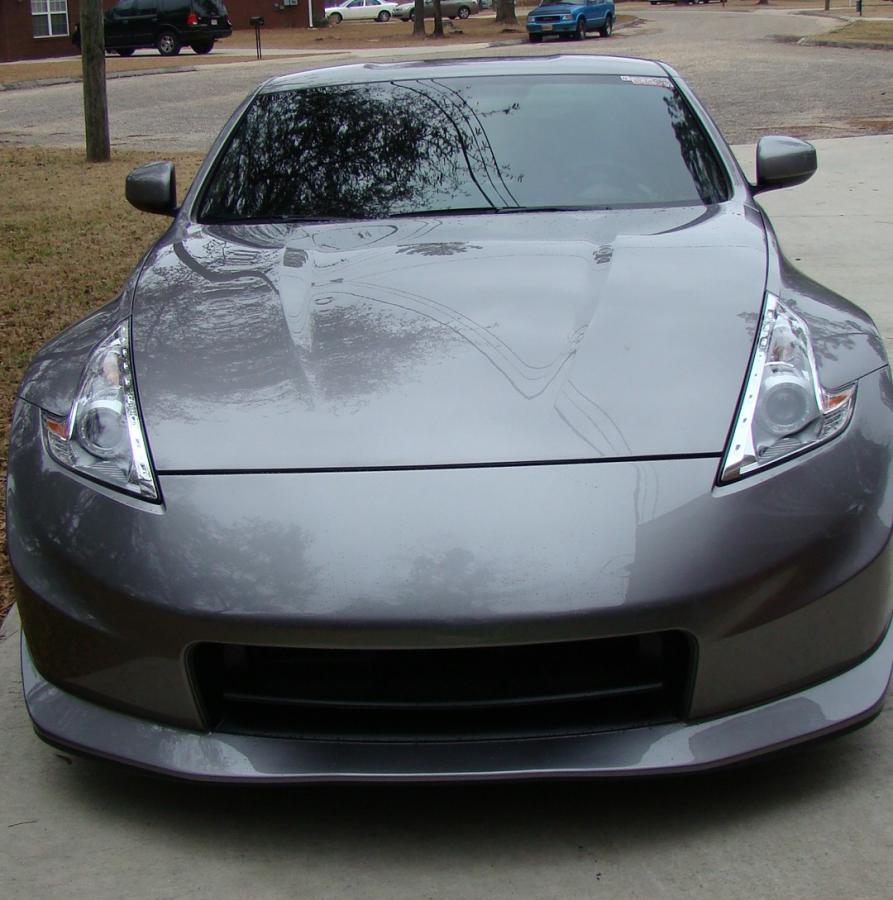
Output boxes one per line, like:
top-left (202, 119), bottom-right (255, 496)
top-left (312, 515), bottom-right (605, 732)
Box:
top-left (249, 15), bottom-right (264, 59)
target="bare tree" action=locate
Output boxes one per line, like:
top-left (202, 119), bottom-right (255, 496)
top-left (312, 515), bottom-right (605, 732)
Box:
top-left (80, 0), bottom-right (110, 162)
top-left (432, 0), bottom-right (445, 37)
top-left (495, 0), bottom-right (518, 25)
top-left (413, 0), bottom-right (426, 36)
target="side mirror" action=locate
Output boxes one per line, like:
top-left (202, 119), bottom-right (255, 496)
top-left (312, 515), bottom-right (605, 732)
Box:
top-left (753, 136), bottom-right (816, 194)
top-left (126, 161), bottom-right (177, 216)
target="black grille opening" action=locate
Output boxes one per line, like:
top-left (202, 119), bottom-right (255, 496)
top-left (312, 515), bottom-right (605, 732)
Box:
top-left (192, 632), bottom-right (692, 742)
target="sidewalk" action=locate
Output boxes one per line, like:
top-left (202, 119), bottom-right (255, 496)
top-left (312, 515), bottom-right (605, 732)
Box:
top-left (1, 134), bottom-right (892, 899)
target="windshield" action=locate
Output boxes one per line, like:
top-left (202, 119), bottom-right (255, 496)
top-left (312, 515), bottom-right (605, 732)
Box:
top-left (196, 75), bottom-right (730, 223)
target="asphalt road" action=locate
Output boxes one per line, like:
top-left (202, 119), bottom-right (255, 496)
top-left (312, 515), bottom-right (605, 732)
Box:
top-left (0, 6), bottom-right (891, 150)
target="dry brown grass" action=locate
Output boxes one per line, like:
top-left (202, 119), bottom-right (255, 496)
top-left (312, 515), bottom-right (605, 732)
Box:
top-left (0, 146), bottom-right (204, 621)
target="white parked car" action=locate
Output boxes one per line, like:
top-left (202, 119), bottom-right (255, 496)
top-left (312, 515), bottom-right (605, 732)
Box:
top-left (393, 0), bottom-right (478, 18)
top-left (325, 0), bottom-right (399, 22)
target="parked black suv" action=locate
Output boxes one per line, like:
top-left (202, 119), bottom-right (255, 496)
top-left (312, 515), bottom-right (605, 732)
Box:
top-left (72, 0), bottom-right (232, 57)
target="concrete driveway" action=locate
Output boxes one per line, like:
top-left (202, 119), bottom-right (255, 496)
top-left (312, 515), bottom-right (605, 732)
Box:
top-left (1, 132), bottom-right (892, 899)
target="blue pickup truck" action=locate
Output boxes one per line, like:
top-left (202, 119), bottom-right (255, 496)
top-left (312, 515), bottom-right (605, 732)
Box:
top-left (526, 0), bottom-right (614, 42)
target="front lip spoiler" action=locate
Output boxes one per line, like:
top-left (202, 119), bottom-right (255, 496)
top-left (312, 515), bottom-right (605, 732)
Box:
top-left (23, 624), bottom-right (893, 783)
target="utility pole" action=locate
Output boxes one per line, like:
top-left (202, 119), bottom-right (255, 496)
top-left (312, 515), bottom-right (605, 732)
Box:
top-left (80, 0), bottom-right (110, 162)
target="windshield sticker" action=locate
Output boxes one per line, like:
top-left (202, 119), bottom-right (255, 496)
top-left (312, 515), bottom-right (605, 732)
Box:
top-left (620, 76), bottom-right (673, 89)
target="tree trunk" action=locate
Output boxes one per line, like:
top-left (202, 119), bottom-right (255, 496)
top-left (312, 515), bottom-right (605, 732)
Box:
top-left (80, 0), bottom-right (110, 162)
top-left (413, 0), bottom-right (426, 36)
top-left (432, 0), bottom-right (444, 36)
top-left (495, 0), bottom-right (518, 25)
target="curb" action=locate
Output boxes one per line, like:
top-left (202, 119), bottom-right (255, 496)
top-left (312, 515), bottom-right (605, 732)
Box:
top-left (798, 36), bottom-right (893, 49)
top-left (793, 10), bottom-right (851, 20)
top-left (0, 65), bottom-right (197, 92)
top-left (0, 602), bottom-right (19, 642)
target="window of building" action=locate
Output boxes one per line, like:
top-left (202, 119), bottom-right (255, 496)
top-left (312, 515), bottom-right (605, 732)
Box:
top-left (32, 0), bottom-right (70, 37)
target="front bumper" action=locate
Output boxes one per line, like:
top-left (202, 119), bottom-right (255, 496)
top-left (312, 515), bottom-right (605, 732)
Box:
top-left (527, 22), bottom-right (578, 35)
top-left (9, 367), bottom-right (893, 780)
top-left (22, 620), bottom-right (893, 781)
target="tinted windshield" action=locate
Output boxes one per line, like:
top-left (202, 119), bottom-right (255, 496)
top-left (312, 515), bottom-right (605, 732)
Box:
top-left (197, 75), bottom-right (730, 223)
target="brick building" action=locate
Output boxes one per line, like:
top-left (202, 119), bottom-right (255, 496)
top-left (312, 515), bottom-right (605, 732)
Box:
top-left (0, 0), bottom-right (325, 62)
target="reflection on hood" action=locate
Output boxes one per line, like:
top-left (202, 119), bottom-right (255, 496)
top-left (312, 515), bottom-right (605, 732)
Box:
top-left (131, 204), bottom-right (766, 472)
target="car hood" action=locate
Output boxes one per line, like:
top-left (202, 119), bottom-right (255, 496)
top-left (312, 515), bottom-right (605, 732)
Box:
top-left (131, 205), bottom-right (767, 472)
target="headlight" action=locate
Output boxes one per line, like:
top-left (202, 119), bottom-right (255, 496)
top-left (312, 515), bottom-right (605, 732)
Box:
top-left (43, 321), bottom-right (159, 500)
top-left (560, 13), bottom-right (572, 19)
top-left (720, 294), bottom-right (855, 482)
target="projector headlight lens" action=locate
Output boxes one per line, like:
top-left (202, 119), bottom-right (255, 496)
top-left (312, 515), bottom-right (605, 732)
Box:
top-left (720, 295), bottom-right (855, 482)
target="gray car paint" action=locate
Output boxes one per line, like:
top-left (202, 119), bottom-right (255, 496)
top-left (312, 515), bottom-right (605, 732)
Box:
top-left (9, 367), bottom-right (893, 725)
top-left (755, 135), bottom-right (818, 193)
top-left (127, 206), bottom-right (767, 472)
top-left (8, 56), bottom-right (893, 780)
top-left (20, 617), bottom-right (893, 780)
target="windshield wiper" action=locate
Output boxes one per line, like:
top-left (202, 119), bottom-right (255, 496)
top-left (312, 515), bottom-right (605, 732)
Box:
top-left (494, 205), bottom-right (613, 214)
top-left (384, 207), bottom-right (503, 218)
top-left (201, 214), bottom-right (362, 225)
top-left (383, 205), bottom-right (612, 219)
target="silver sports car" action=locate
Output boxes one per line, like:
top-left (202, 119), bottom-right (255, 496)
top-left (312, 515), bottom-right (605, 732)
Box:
top-left (8, 56), bottom-right (893, 781)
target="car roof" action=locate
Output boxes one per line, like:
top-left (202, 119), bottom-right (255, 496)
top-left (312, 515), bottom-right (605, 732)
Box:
top-left (261, 56), bottom-right (671, 92)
